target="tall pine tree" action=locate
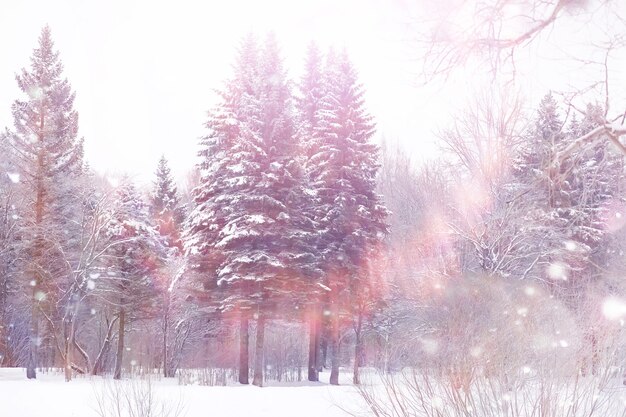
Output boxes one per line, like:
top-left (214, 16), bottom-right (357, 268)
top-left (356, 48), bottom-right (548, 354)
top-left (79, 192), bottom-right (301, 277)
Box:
top-left (149, 155), bottom-right (185, 377)
top-left (104, 178), bottom-right (165, 379)
top-left (307, 49), bottom-right (388, 384)
top-left (514, 95), bottom-right (623, 296)
top-left (183, 34), bottom-right (260, 385)
top-left (184, 34), bottom-right (318, 386)
top-left (296, 41), bottom-right (327, 382)
top-left (3, 26), bottom-right (84, 379)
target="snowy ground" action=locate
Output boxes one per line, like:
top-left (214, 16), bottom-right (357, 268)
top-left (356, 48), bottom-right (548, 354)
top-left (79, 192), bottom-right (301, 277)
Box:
top-left (0, 368), bottom-right (366, 417)
top-left (5, 368), bottom-right (624, 417)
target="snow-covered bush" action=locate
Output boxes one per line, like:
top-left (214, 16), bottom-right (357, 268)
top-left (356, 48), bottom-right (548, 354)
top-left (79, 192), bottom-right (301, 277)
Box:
top-left (92, 378), bottom-right (185, 417)
top-left (356, 368), bottom-right (626, 417)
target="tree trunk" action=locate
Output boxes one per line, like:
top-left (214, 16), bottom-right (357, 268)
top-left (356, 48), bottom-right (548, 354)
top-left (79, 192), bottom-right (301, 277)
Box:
top-left (64, 319), bottom-right (72, 382)
top-left (0, 275), bottom-right (9, 367)
top-left (91, 316), bottom-right (117, 376)
top-left (113, 308), bottom-right (125, 380)
top-left (319, 332), bottom-right (328, 371)
top-left (26, 298), bottom-right (38, 379)
top-left (308, 306), bottom-right (319, 381)
top-left (252, 315), bottom-right (266, 387)
top-left (0, 321), bottom-right (5, 367)
top-left (47, 320), bottom-right (57, 369)
top-left (315, 318), bottom-right (322, 372)
top-left (353, 312), bottom-right (363, 385)
top-left (162, 299), bottom-right (169, 378)
top-left (329, 306), bottom-right (340, 385)
top-left (591, 332), bottom-right (598, 376)
top-left (64, 298), bottom-right (84, 383)
top-left (238, 315), bottom-right (249, 384)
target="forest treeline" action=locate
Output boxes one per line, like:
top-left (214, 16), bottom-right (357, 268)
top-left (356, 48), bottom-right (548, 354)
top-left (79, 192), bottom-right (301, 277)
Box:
top-left (0, 27), bottom-right (624, 388)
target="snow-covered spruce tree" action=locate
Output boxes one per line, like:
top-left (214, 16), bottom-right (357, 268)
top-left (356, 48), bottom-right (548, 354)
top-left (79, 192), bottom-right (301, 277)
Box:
top-left (2, 26), bottom-right (84, 379)
top-left (562, 103), bottom-right (625, 374)
top-left (513, 96), bottom-right (625, 374)
top-left (149, 155), bottom-right (186, 377)
top-left (308, 49), bottom-right (388, 385)
top-left (514, 95), bottom-right (623, 298)
top-left (103, 178), bottom-right (165, 379)
top-left (513, 93), bottom-right (571, 284)
top-left (249, 34), bottom-right (321, 386)
top-left (183, 34), bottom-right (260, 385)
top-left (296, 42), bottom-right (327, 382)
top-left (184, 34), bottom-right (318, 387)
top-left (564, 102), bottom-right (624, 273)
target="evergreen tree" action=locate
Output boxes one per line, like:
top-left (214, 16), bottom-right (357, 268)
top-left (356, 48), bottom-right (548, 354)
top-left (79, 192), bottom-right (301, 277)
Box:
top-left (308, 49), bottom-right (389, 384)
top-left (104, 178), bottom-right (165, 379)
top-left (513, 93), bottom-right (570, 283)
top-left (513, 95), bottom-right (626, 373)
top-left (184, 34), bottom-right (317, 386)
top-left (3, 26), bottom-right (84, 379)
top-left (183, 34), bottom-right (260, 385)
top-left (514, 96), bottom-right (623, 291)
top-left (567, 103), bottom-right (624, 251)
top-left (149, 156), bottom-right (186, 377)
top-left (570, 111), bottom-right (623, 267)
top-left (296, 41), bottom-right (327, 382)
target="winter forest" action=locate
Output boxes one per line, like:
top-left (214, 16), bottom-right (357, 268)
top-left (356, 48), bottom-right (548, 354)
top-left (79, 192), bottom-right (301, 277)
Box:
top-left (1, 1), bottom-right (626, 417)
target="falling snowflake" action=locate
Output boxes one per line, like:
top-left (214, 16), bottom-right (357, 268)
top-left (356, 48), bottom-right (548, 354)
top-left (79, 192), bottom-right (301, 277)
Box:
top-left (420, 338), bottom-right (439, 355)
top-left (6, 173), bottom-right (20, 183)
top-left (430, 396), bottom-right (444, 410)
top-left (470, 346), bottom-right (483, 357)
top-left (602, 297), bottom-right (626, 320)
top-left (564, 240), bottom-right (577, 251)
top-left (108, 177), bottom-right (119, 188)
top-left (547, 262), bottom-right (567, 281)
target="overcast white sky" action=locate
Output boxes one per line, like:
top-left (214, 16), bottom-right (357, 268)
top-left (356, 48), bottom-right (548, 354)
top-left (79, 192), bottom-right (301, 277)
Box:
top-left (0, 0), bottom-right (624, 185)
